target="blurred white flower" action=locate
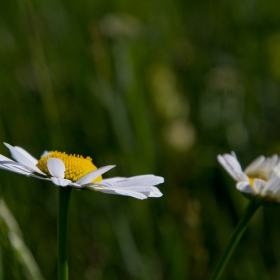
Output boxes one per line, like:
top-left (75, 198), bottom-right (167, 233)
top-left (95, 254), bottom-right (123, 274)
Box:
top-left (0, 143), bottom-right (163, 200)
top-left (218, 151), bottom-right (280, 202)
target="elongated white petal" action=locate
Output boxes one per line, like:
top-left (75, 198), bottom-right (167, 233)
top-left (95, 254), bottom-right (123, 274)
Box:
top-left (245, 155), bottom-right (279, 180)
top-left (218, 154), bottom-right (247, 181)
top-left (0, 154), bottom-right (15, 161)
top-left (76, 165), bottom-right (115, 185)
top-left (13, 146), bottom-right (38, 165)
top-left (0, 161), bottom-right (33, 176)
top-left (262, 176), bottom-right (280, 195)
top-left (68, 182), bottom-right (82, 188)
top-left (147, 187), bottom-right (163, 197)
top-left (269, 155), bottom-right (279, 169)
top-left (113, 189), bottom-right (148, 199)
top-left (217, 155), bottom-right (239, 180)
top-left (270, 166), bottom-right (280, 178)
top-left (4, 143), bottom-right (45, 175)
top-left (252, 178), bottom-right (266, 193)
top-left (234, 171), bottom-right (249, 182)
top-left (41, 151), bottom-right (50, 158)
top-left (94, 177), bottom-right (124, 187)
top-left (118, 175), bottom-right (164, 187)
top-left (118, 186), bottom-right (163, 197)
top-left (147, 190), bottom-right (162, 197)
top-left (92, 186), bottom-right (148, 199)
top-left (223, 154), bottom-right (243, 172)
top-left (47, 158), bottom-right (65, 178)
top-left (97, 176), bottom-right (164, 187)
top-left (90, 175), bottom-right (164, 199)
top-left (0, 160), bottom-right (47, 178)
top-left (29, 173), bottom-right (51, 181)
top-left (244, 156), bottom-right (265, 175)
top-left (236, 182), bottom-right (255, 194)
top-left (231, 151), bottom-right (238, 159)
top-left (50, 177), bottom-right (71, 187)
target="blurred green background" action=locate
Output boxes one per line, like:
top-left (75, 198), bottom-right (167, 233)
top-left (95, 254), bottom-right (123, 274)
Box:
top-left (1, 0), bottom-right (280, 279)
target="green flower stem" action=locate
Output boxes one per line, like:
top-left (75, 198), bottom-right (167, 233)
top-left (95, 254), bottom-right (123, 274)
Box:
top-left (57, 187), bottom-right (72, 280)
top-left (210, 199), bottom-right (261, 280)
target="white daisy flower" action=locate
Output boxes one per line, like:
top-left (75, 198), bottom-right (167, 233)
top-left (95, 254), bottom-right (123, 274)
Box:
top-left (0, 143), bottom-right (163, 200)
top-left (217, 151), bottom-right (280, 202)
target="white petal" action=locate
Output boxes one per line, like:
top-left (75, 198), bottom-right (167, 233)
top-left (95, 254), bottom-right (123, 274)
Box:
top-left (105, 175), bottom-right (164, 187)
top-left (50, 177), bottom-right (71, 187)
top-left (147, 187), bottom-right (163, 197)
top-left (244, 156), bottom-right (265, 175)
top-left (94, 177), bottom-right (124, 187)
top-left (47, 158), bottom-right (65, 178)
top-left (14, 146), bottom-right (38, 165)
top-left (262, 177), bottom-right (280, 195)
top-left (217, 154), bottom-right (247, 182)
top-left (98, 176), bottom-right (164, 187)
top-left (113, 189), bottom-right (148, 199)
top-left (68, 182), bottom-right (82, 188)
top-left (4, 143), bottom-right (45, 175)
top-left (245, 155), bottom-right (279, 179)
top-left (269, 155), bottom-right (279, 168)
top-left (236, 181), bottom-right (255, 194)
top-left (234, 171), bottom-right (249, 182)
top-left (40, 151), bottom-right (50, 158)
top-left (0, 154), bottom-right (15, 161)
top-left (270, 166), bottom-right (280, 178)
top-left (29, 174), bottom-right (51, 181)
top-left (0, 161), bottom-right (33, 176)
top-left (231, 151), bottom-right (238, 159)
top-left (131, 175), bottom-right (164, 186)
top-left (90, 175), bottom-right (164, 199)
top-left (223, 154), bottom-right (243, 172)
top-left (76, 165), bottom-right (115, 185)
top-left (92, 186), bottom-right (148, 199)
top-left (119, 186), bottom-right (163, 197)
top-left (252, 178), bottom-right (266, 193)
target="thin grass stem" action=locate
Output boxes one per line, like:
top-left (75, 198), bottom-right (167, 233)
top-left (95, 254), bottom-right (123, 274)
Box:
top-left (210, 199), bottom-right (261, 280)
top-left (57, 187), bottom-right (72, 280)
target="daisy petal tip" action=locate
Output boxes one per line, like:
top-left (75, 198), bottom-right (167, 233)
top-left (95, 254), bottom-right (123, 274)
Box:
top-left (3, 142), bottom-right (12, 150)
top-left (47, 158), bottom-right (66, 178)
top-left (157, 176), bottom-right (164, 184)
top-left (149, 187), bottom-right (163, 197)
top-left (236, 182), bottom-right (255, 194)
top-left (50, 177), bottom-right (71, 187)
top-left (41, 151), bottom-right (50, 158)
top-left (108, 165), bottom-right (116, 169)
top-left (217, 154), bottom-right (225, 164)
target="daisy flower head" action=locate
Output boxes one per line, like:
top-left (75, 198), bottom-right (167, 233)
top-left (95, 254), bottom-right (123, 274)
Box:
top-left (218, 151), bottom-right (280, 203)
top-left (0, 143), bottom-right (163, 200)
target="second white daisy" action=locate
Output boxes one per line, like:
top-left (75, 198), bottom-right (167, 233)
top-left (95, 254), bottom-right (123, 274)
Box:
top-left (218, 152), bottom-right (280, 202)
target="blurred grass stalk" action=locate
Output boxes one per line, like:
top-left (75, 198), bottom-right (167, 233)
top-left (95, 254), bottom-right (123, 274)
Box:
top-left (57, 187), bottom-right (72, 280)
top-left (0, 198), bottom-right (44, 280)
top-left (210, 199), bottom-right (261, 280)
top-left (16, 0), bottom-right (64, 148)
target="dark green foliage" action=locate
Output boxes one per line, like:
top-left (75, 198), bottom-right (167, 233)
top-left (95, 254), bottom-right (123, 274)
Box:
top-left (0, 0), bottom-right (280, 279)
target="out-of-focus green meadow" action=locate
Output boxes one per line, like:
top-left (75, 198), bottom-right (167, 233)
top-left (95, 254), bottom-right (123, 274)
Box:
top-left (1, 0), bottom-right (280, 279)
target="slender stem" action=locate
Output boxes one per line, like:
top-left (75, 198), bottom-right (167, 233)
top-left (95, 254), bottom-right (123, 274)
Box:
top-left (57, 187), bottom-right (72, 280)
top-left (210, 199), bottom-right (261, 280)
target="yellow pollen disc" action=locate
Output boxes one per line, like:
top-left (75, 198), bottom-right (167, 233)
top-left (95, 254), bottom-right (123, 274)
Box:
top-left (36, 151), bottom-right (102, 183)
top-left (249, 176), bottom-right (267, 186)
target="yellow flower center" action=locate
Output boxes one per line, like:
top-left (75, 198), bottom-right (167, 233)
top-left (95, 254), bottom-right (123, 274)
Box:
top-left (249, 176), bottom-right (267, 186)
top-left (36, 151), bottom-right (102, 183)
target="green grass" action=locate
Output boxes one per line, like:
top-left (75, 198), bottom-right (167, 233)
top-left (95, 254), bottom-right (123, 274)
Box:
top-left (1, 0), bottom-right (280, 279)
